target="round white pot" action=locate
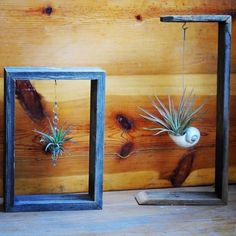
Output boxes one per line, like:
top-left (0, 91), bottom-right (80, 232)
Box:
top-left (168, 127), bottom-right (201, 148)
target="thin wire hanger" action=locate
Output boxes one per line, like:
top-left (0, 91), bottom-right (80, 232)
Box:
top-left (181, 22), bottom-right (188, 92)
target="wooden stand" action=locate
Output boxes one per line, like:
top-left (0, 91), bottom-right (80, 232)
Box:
top-left (136, 15), bottom-right (231, 205)
top-left (4, 67), bottom-right (106, 212)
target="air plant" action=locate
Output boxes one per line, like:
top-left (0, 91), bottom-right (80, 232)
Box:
top-left (33, 120), bottom-right (73, 166)
top-left (139, 88), bottom-right (206, 137)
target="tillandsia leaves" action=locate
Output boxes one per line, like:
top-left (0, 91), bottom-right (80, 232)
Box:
top-left (140, 88), bottom-right (206, 136)
top-left (33, 120), bottom-right (73, 166)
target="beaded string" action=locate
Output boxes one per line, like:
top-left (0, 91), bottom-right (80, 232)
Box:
top-left (53, 80), bottom-right (59, 133)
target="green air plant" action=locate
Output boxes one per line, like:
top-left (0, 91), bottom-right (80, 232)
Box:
top-left (139, 88), bottom-right (206, 137)
top-left (33, 120), bottom-right (73, 166)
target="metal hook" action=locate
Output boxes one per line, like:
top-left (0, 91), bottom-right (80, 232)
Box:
top-left (182, 22), bottom-right (188, 31)
top-left (182, 22), bottom-right (188, 40)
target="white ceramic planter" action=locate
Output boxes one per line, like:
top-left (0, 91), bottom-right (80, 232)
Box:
top-left (169, 127), bottom-right (200, 148)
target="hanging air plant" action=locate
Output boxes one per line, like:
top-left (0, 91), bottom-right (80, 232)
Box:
top-left (139, 23), bottom-right (207, 148)
top-left (139, 88), bottom-right (206, 148)
top-left (34, 120), bottom-right (73, 166)
top-left (33, 80), bottom-right (74, 166)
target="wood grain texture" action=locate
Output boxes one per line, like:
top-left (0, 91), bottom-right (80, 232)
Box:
top-left (161, 15), bottom-right (231, 22)
top-left (169, 150), bottom-right (196, 187)
top-left (215, 18), bottom-right (231, 203)
top-left (0, 0), bottom-right (235, 195)
top-left (135, 190), bottom-right (223, 205)
top-left (0, 186), bottom-right (236, 236)
top-left (0, 1), bottom-right (235, 75)
top-left (0, 74), bottom-right (236, 196)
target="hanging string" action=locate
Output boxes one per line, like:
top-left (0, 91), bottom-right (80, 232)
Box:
top-left (53, 80), bottom-right (58, 133)
top-left (182, 22), bottom-right (188, 91)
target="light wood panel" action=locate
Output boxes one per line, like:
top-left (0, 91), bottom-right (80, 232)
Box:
top-left (0, 0), bottom-right (235, 195)
top-left (0, 74), bottom-right (236, 195)
top-left (0, 1), bottom-right (235, 76)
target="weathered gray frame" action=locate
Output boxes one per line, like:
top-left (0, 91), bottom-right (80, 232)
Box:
top-left (136, 15), bottom-right (231, 205)
top-left (4, 67), bottom-right (106, 212)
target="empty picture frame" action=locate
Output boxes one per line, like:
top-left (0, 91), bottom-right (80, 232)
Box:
top-left (136, 15), bottom-right (231, 205)
top-left (4, 67), bottom-right (106, 212)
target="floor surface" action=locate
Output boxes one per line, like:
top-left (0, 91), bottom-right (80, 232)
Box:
top-left (0, 186), bottom-right (236, 236)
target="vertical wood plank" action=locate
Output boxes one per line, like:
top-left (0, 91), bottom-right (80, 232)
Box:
top-left (4, 69), bottom-right (15, 211)
top-left (89, 73), bottom-right (105, 208)
top-left (95, 74), bottom-right (105, 207)
top-left (215, 17), bottom-right (231, 203)
top-left (89, 80), bottom-right (97, 200)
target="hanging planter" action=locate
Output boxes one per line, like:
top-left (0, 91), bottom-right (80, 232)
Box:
top-left (139, 88), bottom-right (206, 148)
top-left (135, 14), bottom-right (231, 206)
top-left (168, 126), bottom-right (200, 148)
top-left (139, 22), bottom-right (206, 148)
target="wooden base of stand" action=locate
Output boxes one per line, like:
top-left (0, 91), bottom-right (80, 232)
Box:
top-left (135, 188), bottom-right (225, 205)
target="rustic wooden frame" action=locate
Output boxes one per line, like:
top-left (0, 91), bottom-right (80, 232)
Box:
top-left (4, 67), bottom-right (106, 212)
top-left (135, 15), bottom-right (231, 205)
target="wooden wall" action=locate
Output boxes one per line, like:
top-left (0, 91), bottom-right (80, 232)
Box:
top-left (0, 0), bottom-right (235, 195)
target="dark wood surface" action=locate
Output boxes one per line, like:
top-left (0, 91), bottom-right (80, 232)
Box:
top-left (0, 185), bottom-right (236, 236)
top-left (160, 15), bottom-right (231, 22)
top-left (4, 67), bottom-right (106, 212)
top-left (215, 18), bottom-right (231, 204)
top-left (135, 189), bottom-right (222, 205)
top-left (4, 68), bottom-right (15, 211)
